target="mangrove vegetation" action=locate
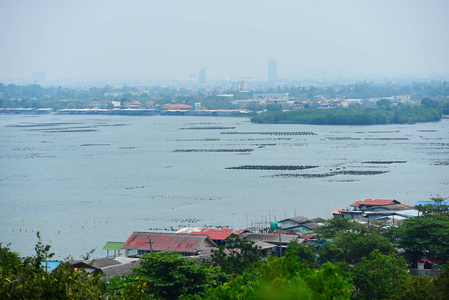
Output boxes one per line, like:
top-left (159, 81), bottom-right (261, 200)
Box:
top-left (251, 104), bottom-right (442, 125)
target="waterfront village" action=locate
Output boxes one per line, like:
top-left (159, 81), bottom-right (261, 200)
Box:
top-left (56, 198), bottom-right (445, 279)
top-left (0, 92), bottom-right (414, 116)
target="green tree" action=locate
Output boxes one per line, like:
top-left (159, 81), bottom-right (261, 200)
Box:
top-left (266, 104), bottom-right (283, 112)
top-left (109, 251), bottom-right (226, 300)
top-left (0, 233), bottom-right (107, 299)
top-left (315, 218), bottom-right (361, 239)
top-left (433, 264), bottom-right (449, 299)
top-left (321, 227), bottom-right (394, 263)
top-left (376, 99), bottom-right (391, 109)
top-left (441, 101), bottom-right (449, 114)
top-left (108, 274), bottom-right (149, 300)
top-left (0, 243), bottom-right (21, 267)
top-left (209, 235), bottom-right (261, 275)
top-left (390, 275), bottom-right (436, 300)
top-left (351, 250), bottom-right (408, 300)
top-left (395, 216), bottom-right (449, 261)
top-left (421, 97), bottom-right (440, 110)
top-left (285, 240), bottom-right (317, 266)
top-left (245, 103), bottom-right (265, 112)
top-left (319, 242), bottom-right (345, 264)
top-left (394, 198), bottom-right (449, 261)
top-left (415, 196), bottom-right (449, 217)
top-left (188, 255), bottom-right (352, 300)
top-left (251, 106), bottom-right (441, 125)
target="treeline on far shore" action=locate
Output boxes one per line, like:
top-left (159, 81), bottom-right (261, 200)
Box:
top-left (252, 101), bottom-right (443, 125)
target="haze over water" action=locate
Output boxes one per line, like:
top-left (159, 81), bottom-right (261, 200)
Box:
top-left (1, 114), bottom-right (448, 259)
top-left (2, 0), bottom-right (448, 82)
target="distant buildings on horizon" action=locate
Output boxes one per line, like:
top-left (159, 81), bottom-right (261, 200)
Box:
top-left (268, 59), bottom-right (277, 83)
top-left (198, 68), bottom-right (206, 84)
top-left (2, 61), bottom-right (448, 88)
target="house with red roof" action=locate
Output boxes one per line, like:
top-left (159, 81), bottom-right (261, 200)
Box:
top-left (164, 104), bottom-right (192, 110)
top-left (414, 258), bottom-right (444, 277)
top-left (177, 227), bottom-right (247, 246)
top-left (122, 100), bottom-right (142, 108)
top-left (350, 199), bottom-right (400, 211)
top-left (333, 199), bottom-right (418, 224)
top-left (121, 232), bottom-right (217, 258)
top-left (417, 257), bottom-right (442, 270)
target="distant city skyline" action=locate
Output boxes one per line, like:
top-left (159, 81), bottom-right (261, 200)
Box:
top-left (1, 0), bottom-right (448, 82)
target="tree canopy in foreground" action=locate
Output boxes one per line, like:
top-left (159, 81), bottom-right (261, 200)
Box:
top-left (0, 233), bottom-right (107, 299)
top-left (393, 197), bottom-right (449, 261)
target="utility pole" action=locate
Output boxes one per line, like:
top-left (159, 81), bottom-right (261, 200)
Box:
top-left (278, 233), bottom-right (282, 257)
top-left (148, 237), bottom-right (153, 253)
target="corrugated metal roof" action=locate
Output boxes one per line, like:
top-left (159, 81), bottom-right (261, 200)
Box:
top-left (103, 242), bottom-right (124, 251)
top-left (122, 232), bottom-right (215, 253)
top-left (177, 227), bottom-right (246, 240)
top-left (101, 261), bottom-right (141, 277)
top-left (300, 222), bottom-right (320, 230)
top-left (394, 209), bottom-right (420, 218)
top-left (241, 232), bottom-right (303, 244)
top-left (299, 234), bottom-right (314, 239)
top-left (309, 217), bottom-right (325, 223)
top-left (282, 216), bottom-right (308, 224)
top-left (69, 258), bottom-right (141, 277)
top-left (377, 204), bottom-right (414, 210)
top-left (68, 258), bottom-right (121, 270)
top-left (351, 199), bottom-right (399, 207)
top-left (281, 223), bottom-right (320, 231)
top-left (252, 241), bottom-right (277, 250)
top-left (87, 258), bottom-right (121, 269)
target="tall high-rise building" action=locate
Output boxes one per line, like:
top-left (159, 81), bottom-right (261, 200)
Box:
top-left (230, 80), bottom-right (245, 91)
top-left (198, 68), bottom-right (206, 84)
top-left (268, 59), bottom-right (277, 82)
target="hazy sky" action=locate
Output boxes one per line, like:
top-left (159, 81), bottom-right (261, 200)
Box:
top-left (1, 0), bottom-right (448, 81)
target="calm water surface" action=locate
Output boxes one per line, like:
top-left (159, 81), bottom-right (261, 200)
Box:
top-left (1, 114), bottom-right (448, 259)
